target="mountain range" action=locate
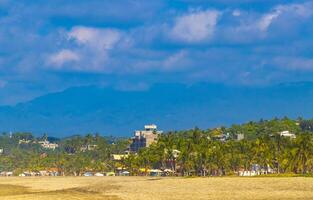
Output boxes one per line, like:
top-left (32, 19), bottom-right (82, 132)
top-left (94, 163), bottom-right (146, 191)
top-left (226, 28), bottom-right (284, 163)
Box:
top-left (0, 82), bottom-right (312, 137)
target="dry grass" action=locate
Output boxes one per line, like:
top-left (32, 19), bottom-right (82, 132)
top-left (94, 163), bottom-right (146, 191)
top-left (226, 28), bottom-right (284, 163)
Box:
top-left (0, 176), bottom-right (312, 200)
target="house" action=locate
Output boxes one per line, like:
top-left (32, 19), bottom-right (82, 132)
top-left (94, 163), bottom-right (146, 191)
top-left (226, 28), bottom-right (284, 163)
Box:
top-left (38, 140), bottom-right (59, 150)
top-left (280, 131), bottom-right (296, 139)
top-left (236, 134), bottom-right (245, 141)
top-left (19, 139), bottom-right (31, 144)
top-left (130, 124), bottom-right (163, 152)
top-left (112, 154), bottom-right (129, 161)
top-left (211, 133), bottom-right (230, 142)
top-left (80, 144), bottom-right (98, 152)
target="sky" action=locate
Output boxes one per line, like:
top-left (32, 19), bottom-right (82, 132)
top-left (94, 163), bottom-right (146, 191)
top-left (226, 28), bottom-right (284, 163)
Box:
top-left (0, 0), bottom-right (313, 105)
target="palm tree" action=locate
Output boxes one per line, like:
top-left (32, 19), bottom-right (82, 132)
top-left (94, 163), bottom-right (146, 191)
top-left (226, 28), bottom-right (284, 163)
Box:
top-left (293, 133), bottom-right (313, 174)
top-left (253, 135), bottom-right (272, 173)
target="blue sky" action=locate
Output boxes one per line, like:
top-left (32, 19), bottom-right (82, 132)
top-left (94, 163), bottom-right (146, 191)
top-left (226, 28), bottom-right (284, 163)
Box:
top-left (0, 0), bottom-right (313, 105)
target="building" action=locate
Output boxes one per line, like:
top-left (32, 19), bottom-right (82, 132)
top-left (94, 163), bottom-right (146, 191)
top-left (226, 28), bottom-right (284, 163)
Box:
top-left (38, 140), bottom-right (59, 150)
top-left (236, 133), bottom-right (245, 141)
top-left (211, 133), bottom-right (230, 142)
top-left (111, 154), bottom-right (129, 161)
top-left (80, 144), bottom-right (98, 152)
top-left (19, 139), bottom-right (31, 144)
top-left (280, 131), bottom-right (296, 139)
top-left (0, 148), bottom-right (3, 155)
top-left (130, 124), bottom-right (162, 152)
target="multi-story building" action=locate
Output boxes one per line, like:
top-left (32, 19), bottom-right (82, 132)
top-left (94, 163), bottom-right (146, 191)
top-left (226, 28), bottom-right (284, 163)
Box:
top-left (130, 124), bottom-right (162, 152)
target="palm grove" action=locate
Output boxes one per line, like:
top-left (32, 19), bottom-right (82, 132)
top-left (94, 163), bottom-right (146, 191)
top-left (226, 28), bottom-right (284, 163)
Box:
top-left (1, 117), bottom-right (313, 176)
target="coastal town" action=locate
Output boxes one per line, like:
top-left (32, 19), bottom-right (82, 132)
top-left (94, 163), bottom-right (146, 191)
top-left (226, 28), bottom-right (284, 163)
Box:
top-left (0, 118), bottom-right (309, 178)
top-left (1, 0), bottom-right (313, 199)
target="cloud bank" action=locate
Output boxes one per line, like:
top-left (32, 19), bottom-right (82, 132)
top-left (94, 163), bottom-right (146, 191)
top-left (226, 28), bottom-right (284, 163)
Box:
top-left (0, 0), bottom-right (313, 104)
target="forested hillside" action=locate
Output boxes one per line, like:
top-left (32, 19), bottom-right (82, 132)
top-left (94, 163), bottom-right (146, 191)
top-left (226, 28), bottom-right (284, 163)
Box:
top-left (1, 117), bottom-right (313, 176)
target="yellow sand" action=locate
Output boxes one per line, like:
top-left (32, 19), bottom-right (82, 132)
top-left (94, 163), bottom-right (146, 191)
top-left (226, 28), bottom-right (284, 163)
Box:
top-left (0, 176), bottom-right (312, 200)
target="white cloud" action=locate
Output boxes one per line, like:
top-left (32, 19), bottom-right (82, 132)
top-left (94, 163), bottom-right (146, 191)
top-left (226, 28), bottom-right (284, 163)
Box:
top-left (170, 10), bottom-right (220, 43)
top-left (48, 49), bottom-right (80, 68)
top-left (276, 3), bottom-right (313, 18)
top-left (163, 50), bottom-right (190, 71)
top-left (274, 57), bottom-right (313, 71)
top-left (258, 9), bottom-right (282, 32)
top-left (258, 3), bottom-right (313, 32)
top-left (224, 2), bottom-right (313, 43)
top-left (68, 26), bottom-right (122, 50)
top-left (44, 26), bottom-right (127, 72)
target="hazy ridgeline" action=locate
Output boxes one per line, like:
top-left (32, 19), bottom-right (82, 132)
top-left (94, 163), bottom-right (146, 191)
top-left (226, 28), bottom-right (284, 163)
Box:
top-left (1, 117), bottom-right (313, 176)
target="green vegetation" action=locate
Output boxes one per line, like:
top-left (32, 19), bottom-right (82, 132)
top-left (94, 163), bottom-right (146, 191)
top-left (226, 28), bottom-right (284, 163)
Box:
top-left (0, 133), bottom-right (128, 175)
top-left (128, 117), bottom-right (313, 176)
top-left (1, 117), bottom-right (313, 176)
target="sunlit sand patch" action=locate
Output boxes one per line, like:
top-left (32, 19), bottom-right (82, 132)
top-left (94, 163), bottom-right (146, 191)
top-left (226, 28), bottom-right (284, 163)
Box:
top-left (1, 177), bottom-right (313, 200)
top-left (0, 183), bottom-right (120, 200)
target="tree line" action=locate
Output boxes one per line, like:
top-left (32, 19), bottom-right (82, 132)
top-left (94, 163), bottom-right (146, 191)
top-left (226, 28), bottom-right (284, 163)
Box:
top-left (0, 133), bottom-right (128, 175)
top-left (0, 117), bottom-right (313, 176)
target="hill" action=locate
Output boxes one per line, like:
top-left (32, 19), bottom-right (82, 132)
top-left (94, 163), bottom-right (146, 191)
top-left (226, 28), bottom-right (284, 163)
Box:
top-left (0, 82), bottom-right (312, 137)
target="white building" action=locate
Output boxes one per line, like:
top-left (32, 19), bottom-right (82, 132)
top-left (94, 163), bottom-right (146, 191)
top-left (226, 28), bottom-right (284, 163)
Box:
top-left (280, 131), bottom-right (296, 139)
top-left (19, 139), bottom-right (31, 144)
top-left (80, 144), bottom-right (98, 152)
top-left (38, 140), bottom-right (59, 150)
top-left (236, 134), bottom-right (245, 141)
